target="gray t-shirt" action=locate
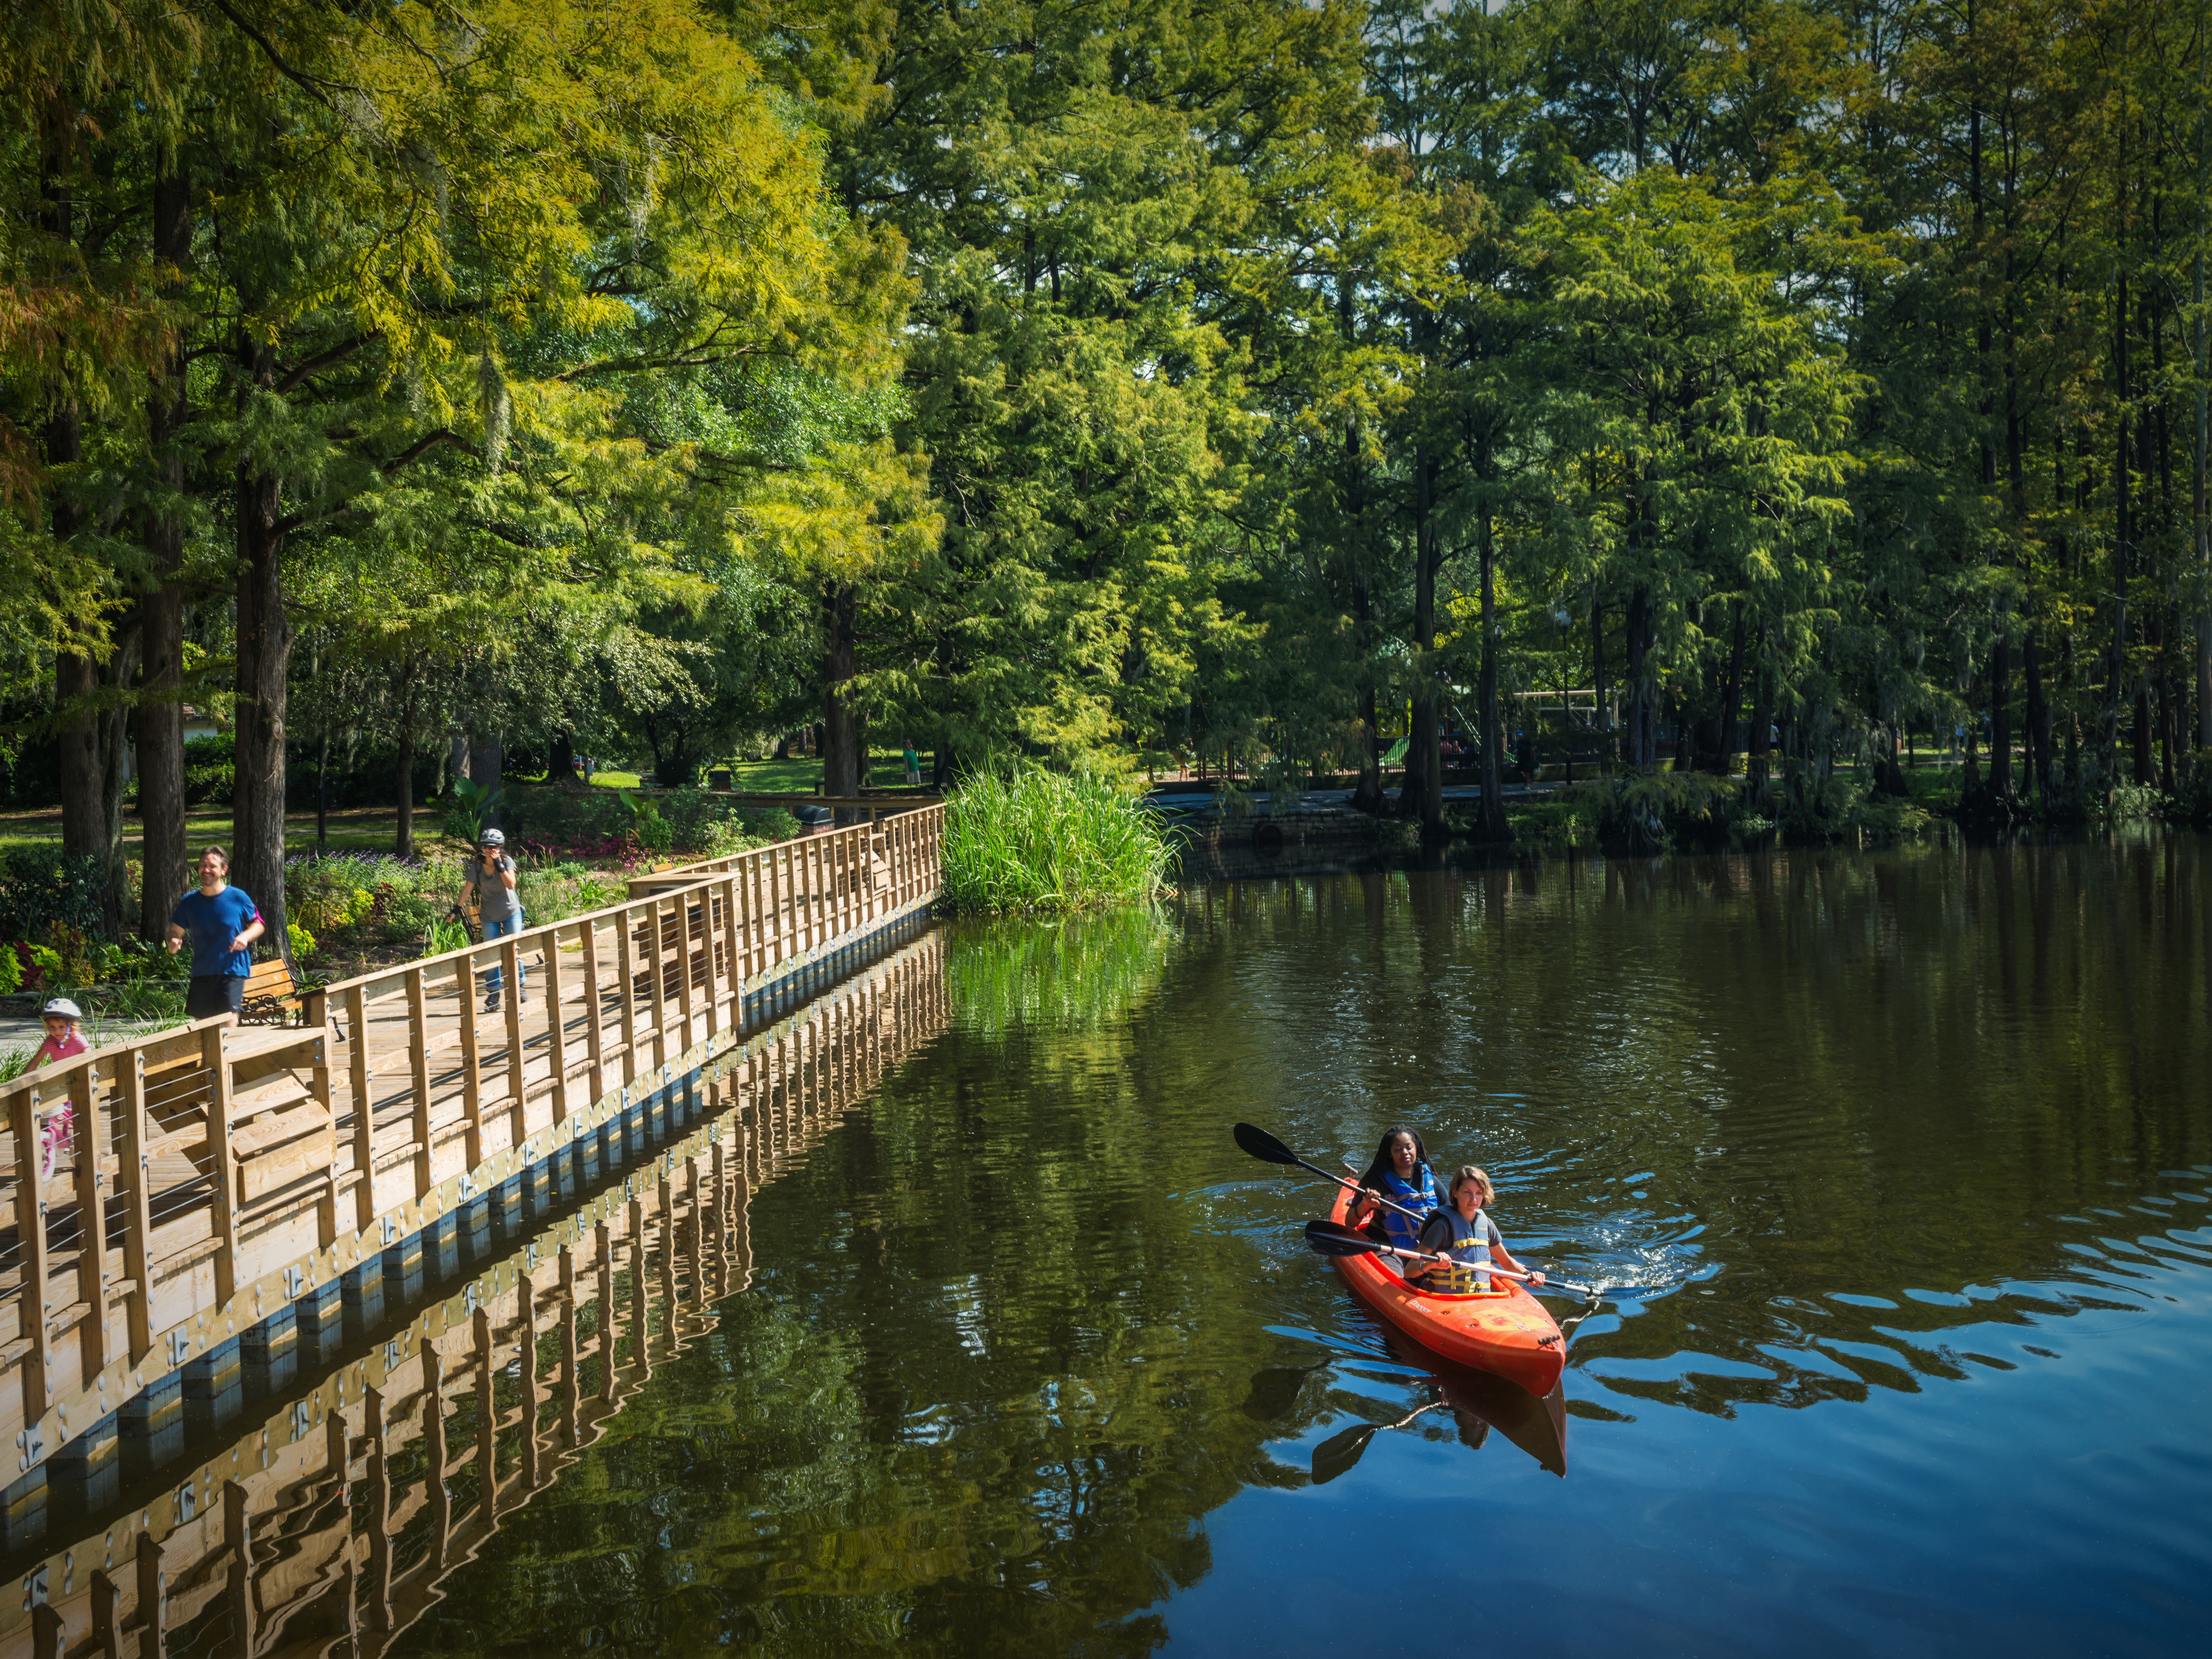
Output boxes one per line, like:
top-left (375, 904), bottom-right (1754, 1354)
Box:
top-left (466, 855), bottom-right (523, 925)
top-left (1419, 1211), bottom-right (1504, 1255)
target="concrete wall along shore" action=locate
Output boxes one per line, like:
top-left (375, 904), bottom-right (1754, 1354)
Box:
top-left (0, 927), bottom-right (950, 1658)
top-left (0, 805), bottom-right (945, 1585)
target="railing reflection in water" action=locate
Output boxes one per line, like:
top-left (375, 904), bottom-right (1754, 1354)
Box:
top-left (0, 931), bottom-right (947, 1659)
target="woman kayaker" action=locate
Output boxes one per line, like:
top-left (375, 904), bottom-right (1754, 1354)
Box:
top-left (1348, 1125), bottom-right (1439, 1272)
top-left (1413, 1166), bottom-right (1545, 1294)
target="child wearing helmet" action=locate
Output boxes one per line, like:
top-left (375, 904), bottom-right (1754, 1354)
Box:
top-left (31, 998), bottom-right (87, 1178)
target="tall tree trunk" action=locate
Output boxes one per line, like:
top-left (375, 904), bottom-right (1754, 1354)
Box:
top-left (1591, 595), bottom-right (1608, 770)
top-left (2133, 684), bottom-right (2154, 785)
top-left (2106, 130), bottom-right (2130, 783)
top-left (1625, 585), bottom-right (1651, 770)
top-left (1400, 441), bottom-right (1443, 833)
top-left (2196, 169), bottom-right (2210, 747)
top-left (822, 581), bottom-right (862, 820)
top-left (1747, 653), bottom-right (1773, 809)
top-left (1349, 567), bottom-right (1384, 814)
top-left (394, 663), bottom-right (417, 861)
top-left (545, 728), bottom-right (575, 784)
top-left (1988, 632), bottom-right (2014, 802)
top-left (139, 149), bottom-right (190, 940)
top-left (468, 732), bottom-right (504, 812)
top-left (1713, 602), bottom-right (1746, 774)
top-left (234, 336), bottom-right (290, 948)
top-left (100, 622), bottom-right (143, 934)
top-left (1476, 503), bottom-right (1508, 842)
top-left (2023, 624), bottom-right (2050, 806)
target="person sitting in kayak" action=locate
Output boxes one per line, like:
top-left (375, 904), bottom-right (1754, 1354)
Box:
top-left (1347, 1125), bottom-right (1439, 1272)
top-left (1413, 1166), bottom-right (1544, 1294)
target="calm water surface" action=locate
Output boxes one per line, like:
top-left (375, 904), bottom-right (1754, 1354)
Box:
top-left (396, 833), bottom-right (2212, 1657)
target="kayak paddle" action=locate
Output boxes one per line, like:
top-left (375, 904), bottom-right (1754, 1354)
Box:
top-left (1232, 1122), bottom-right (1429, 1225)
top-left (1311, 1400), bottom-right (1444, 1485)
top-left (1304, 1217), bottom-right (1635, 1301)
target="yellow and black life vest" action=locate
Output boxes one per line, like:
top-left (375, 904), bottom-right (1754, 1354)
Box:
top-left (1419, 1207), bottom-right (1494, 1293)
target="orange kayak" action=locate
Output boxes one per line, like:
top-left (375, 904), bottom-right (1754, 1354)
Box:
top-left (1325, 1185), bottom-right (1566, 1398)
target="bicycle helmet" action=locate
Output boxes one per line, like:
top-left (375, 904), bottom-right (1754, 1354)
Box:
top-left (478, 828), bottom-right (507, 848)
top-left (41, 997), bottom-right (83, 1021)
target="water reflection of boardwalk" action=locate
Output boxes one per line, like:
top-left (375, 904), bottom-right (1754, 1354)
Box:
top-left (0, 809), bottom-right (942, 1570)
top-left (0, 929), bottom-right (947, 1658)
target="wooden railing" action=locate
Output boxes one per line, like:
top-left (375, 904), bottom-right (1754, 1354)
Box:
top-left (0, 807), bottom-right (942, 1506)
top-left (0, 932), bottom-right (946, 1656)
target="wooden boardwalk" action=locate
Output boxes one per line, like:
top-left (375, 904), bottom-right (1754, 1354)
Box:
top-left (0, 807), bottom-right (943, 1518)
top-left (0, 930), bottom-right (948, 1658)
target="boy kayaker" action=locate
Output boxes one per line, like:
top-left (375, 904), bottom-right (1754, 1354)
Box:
top-left (1414, 1166), bottom-right (1545, 1293)
top-left (1348, 1125), bottom-right (1440, 1272)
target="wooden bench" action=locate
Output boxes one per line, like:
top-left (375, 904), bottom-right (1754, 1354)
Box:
top-left (241, 943), bottom-right (310, 1026)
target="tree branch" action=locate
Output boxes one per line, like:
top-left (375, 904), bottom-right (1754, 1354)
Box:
top-left (275, 330), bottom-right (381, 394)
top-left (207, 0), bottom-right (351, 108)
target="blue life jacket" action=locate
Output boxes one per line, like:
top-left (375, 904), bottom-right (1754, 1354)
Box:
top-left (1373, 1165), bottom-right (1438, 1256)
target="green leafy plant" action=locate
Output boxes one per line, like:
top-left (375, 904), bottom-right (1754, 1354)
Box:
top-left (382, 893), bottom-right (437, 941)
top-left (940, 767), bottom-right (1179, 914)
top-left (439, 777), bottom-right (503, 844)
top-left (617, 790), bottom-right (675, 853)
top-left (424, 912), bottom-right (473, 957)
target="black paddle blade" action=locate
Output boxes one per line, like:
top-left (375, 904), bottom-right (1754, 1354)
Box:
top-left (1233, 1121), bottom-right (1300, 1166)
top-left (1310, 1422), bottom-right (1380, 1485)
top-left (1304, 1218), bottom-right (1383, 1258)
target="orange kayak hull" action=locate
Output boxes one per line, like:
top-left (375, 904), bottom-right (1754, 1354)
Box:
top-left (1326, 1186), bottom-right (1566, 1398)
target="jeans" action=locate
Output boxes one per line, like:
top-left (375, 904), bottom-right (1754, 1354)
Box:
top-left (482, 910), bottom-right (527, 995)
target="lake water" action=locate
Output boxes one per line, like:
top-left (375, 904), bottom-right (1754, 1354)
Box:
top-left (390, 833), bottom-right (2212, 1657)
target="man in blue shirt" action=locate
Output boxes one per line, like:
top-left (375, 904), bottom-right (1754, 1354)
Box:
top-left (165, 845), bottom-right (266, 1025)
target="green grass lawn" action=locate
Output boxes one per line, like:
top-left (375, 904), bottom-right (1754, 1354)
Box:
top-left (706, 752), bottom-right (919, 793)
top-left (0, 751), bottom-right (932, 857)
top-left (0, 803), bottom-right (424, 858)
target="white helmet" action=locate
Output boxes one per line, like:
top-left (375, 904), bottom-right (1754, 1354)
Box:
top-left (478, 828), bottom-right (507, 848)
top-left (41, 997), bottom-right (82, 1021)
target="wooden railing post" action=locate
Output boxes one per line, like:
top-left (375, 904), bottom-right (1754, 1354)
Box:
top-left (582, 918), bottom-right (607, 1104)
top-left (117, 1050), bottom-right (153, 1361)
top-left (646, 897), bottom-right (671, 1073)
top-left (545, 925), bottom-right (570, 1124)
top-left (457, 955), bottom-right (485, 1167)
top-left (344, 986), bottom-right (378, 1228)
top-left (203, 1028), bottom-right (238, 1303)
top-left (70, 1061), bottom-right (111, 1376)
top-left (615, 910), bottom-right (640, 1089)
top-left (7, 1078), bottom-right (52, 1423)
top-left (405, 968), bottom-right (434, 1198)
top-left (502, 935), bottom-right (527, 1145)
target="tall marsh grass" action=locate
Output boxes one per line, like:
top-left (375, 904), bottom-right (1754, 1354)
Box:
top-left (939, 769), bottom-right (1178, 914)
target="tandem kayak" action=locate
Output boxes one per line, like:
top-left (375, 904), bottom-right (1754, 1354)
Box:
top-left (1324, 1185), bottom-right (1566, 1398)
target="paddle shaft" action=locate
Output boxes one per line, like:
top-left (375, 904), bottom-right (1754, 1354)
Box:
top-left (1345, 1234), bottom-right (1549, 1288)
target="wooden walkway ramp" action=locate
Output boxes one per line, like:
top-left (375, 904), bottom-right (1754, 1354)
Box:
top-left (0, 807), bottom-right (943, 1526)
top-left (0, 929), bottom-right (948, 1659)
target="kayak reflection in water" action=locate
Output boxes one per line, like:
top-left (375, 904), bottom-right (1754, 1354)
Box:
top-left (1347, 1125), bottom-right (1440, 1270)
top-left (1412, 1166), bottom-right (1545, 1295)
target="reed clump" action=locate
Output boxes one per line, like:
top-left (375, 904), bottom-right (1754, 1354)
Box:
top-left (940, 769), bottom-right (1178, 914)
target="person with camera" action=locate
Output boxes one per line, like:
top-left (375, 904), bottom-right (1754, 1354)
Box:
top-left (461, 827), bottom-right (527, 1010)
